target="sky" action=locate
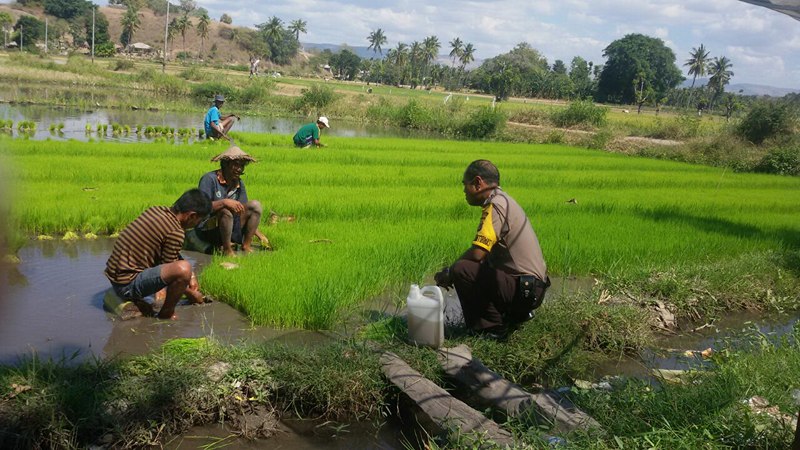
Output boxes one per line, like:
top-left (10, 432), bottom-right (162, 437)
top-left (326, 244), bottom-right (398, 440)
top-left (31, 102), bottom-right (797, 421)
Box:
top-left (186, 0), bottom-right (800, 90)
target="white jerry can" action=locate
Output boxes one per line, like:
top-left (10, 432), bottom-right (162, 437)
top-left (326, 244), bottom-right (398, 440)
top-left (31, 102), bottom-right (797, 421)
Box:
top-left (406, 284), bottom-right (445, 348)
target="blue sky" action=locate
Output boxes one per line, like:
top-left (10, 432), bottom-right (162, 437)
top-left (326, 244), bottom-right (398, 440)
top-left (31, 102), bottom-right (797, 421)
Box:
top-left (188, 0), bottom-right (800, 90)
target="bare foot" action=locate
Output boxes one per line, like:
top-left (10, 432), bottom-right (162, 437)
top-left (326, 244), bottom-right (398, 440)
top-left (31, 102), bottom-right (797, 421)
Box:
top-left (241, 245), bottom-right (254, 254)
top-left (222, 248), bottom-right (237, 257)
top-left (156, 311), bottom-right (178, 320)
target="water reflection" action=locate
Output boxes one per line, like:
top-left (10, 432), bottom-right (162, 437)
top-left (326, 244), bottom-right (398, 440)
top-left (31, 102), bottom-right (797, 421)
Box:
top-left (0, 239), bottom-right (327, 365)
top-left (0, 103), bottom-right (443, 143)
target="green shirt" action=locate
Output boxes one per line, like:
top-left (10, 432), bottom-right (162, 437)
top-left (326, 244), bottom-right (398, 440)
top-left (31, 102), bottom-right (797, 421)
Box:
top-left (293, 122), bottom-right (320, 146)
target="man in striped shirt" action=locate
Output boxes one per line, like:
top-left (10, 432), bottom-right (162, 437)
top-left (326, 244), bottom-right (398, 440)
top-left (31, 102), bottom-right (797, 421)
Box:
top-left (105, 189), bottom-right (212, 320)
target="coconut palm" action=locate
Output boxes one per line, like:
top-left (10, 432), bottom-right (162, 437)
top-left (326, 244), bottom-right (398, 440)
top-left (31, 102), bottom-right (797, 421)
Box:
top-left (196, 11), bottom-right (210, 58)
top-left (684, 43), bottom-right (710, 89)
top-left (121, 5), bottom-right (141, 47)
top-left (288, 19), bottom-right (307, 42)
top-left (367, 28), bottom-right (387, 55)
top-left (449, 37), bottom-right (463, 67)
top-left (708, 56), bottom-right (734, 106)
top-left (459, 42), bottom-right (475, 70)
top-left (262, 16), bottom-right (283, 45)
top-left (175, 15), bottom-right (193, 53)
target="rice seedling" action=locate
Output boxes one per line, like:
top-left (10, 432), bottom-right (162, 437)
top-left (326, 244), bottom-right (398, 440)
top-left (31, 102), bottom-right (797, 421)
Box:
top-left (2, 135), bottom-right (798, 329)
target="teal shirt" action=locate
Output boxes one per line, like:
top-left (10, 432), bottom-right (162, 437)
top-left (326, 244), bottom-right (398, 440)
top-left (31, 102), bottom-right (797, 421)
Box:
top-left (293, 122), bottom-right (320, 146)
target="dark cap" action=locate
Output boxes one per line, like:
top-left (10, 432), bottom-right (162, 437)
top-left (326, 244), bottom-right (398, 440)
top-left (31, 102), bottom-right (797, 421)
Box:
top-left (214, 94), bottom-right (225, 102)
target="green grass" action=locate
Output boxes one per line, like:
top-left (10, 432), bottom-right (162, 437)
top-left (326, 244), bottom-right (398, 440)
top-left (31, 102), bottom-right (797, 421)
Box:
top-left (2, 134), bottom-right (799, 328)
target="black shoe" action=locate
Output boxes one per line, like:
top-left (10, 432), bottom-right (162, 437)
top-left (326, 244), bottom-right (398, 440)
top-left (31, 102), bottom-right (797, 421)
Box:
top-left (477, 325), bottom-right (508, 342)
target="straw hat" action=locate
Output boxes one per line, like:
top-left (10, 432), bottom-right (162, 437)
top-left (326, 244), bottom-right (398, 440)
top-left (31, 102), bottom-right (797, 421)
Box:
top-left (210, 146), bottom-right (256, 163)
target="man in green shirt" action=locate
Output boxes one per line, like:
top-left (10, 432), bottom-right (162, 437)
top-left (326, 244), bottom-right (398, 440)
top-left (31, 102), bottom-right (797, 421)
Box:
top-left (293, 116), bottom-right (330, 148)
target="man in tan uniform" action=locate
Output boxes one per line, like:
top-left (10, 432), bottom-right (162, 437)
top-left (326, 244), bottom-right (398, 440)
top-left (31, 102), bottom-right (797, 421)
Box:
top-left (435, 160), bottom-right (549, 340)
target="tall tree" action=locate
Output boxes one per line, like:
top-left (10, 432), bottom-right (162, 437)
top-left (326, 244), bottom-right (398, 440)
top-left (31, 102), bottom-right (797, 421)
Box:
top-left (596, 33), bottom-right (683, 104)
top-left (367, 28), bottom-right (387, 55)
top-left (288, 19), bottom-right (306, 42)
top-left (684, 44), bottom-right (710, 89)
top-left (708, 56), bottom-right (734, 107)
top-left (449, 37), bottom-right (463, 67)
top-left (175, 14), bottom-right (192, 53)
top-left (196, 10), bottom-right (210, 58)
top-left (120, 4), bottom-right (141, 46)
top-left (0, 12), bottom-right (13, 49)
top-left (261, 16), bottom-right (283, 44)
top-left (459, 42), bottom-right (475, 70)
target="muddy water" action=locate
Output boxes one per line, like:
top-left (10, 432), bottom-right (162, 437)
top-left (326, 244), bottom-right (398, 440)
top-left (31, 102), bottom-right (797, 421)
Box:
top-left (594, 311), bottom-right (799, 379)
top-left (0, 103), bottom-right (442, 142)
top-left (0, 239), bottom-right (330, 364)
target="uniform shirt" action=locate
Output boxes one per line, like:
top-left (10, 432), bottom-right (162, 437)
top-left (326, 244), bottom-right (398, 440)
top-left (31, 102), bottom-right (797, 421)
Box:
top-left (293, 122), bottom-right (320, 146)
top-left (204, 105), bottom-right (221, 136)
top-left (472, 187), bottom-right (547, 280)
top-left (196, 170), bottom-right (248, 231)
top-left (105, 206), bottom-right (184, 285)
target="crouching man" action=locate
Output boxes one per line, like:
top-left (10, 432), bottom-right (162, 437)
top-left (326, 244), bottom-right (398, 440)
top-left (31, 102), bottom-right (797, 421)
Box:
top-left (435, 160), bottom-right (550, 340)
top-left (185, 145), bottom-right (270, 257)
top-left (105, 189), bottom-right (211, 320)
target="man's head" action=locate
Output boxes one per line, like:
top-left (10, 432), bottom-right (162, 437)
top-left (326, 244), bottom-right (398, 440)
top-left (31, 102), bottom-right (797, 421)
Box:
top-left (173, 189), bottom-right (212, 229)
top-left (213, 94), bottom-right (225, 107)
top-left (317, 116), bottom-right (330, 129)
top-left (211, 146), bottom-right (256, 184)
top-left (462, 160), bottom-right (500, 206)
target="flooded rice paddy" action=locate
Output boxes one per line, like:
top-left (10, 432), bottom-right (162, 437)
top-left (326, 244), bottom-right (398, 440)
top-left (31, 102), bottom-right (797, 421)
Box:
top-left (0, 102), bottom-right (442, 142)
top-left (0, 239), bottom-right (333, 365)
top-left (1, 239), bottom-right (795, 378)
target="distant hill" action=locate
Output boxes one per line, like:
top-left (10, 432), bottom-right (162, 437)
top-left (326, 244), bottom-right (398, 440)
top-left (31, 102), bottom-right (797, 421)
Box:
top-left (680, 78), bottom-right (798, 97)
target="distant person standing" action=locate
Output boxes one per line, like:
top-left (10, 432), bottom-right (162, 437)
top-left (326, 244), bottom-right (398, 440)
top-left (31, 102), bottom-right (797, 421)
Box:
top-left (249, 57), bottom-right (261, 78)
top-left (204, 94), bottom-right (239, 140)
top-left (293, 116), bottom-right (330, 148)
top-left (105, 189), bottom-right (211, 320)
top-left (434, 160), bottom-right (549, 340)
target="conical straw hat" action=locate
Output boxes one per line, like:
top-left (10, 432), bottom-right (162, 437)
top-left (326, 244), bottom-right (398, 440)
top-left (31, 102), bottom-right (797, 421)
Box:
top-left (210, 146), bottom-right (256, 163)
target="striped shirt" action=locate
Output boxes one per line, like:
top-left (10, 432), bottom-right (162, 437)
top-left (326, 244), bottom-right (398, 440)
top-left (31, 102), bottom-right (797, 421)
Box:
top-left (105, 206), bottom-right (184, 285)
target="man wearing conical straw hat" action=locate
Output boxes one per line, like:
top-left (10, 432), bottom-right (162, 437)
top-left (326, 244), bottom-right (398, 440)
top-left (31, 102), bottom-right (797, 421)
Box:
top-left (185, 145), bottom-right (270, 257)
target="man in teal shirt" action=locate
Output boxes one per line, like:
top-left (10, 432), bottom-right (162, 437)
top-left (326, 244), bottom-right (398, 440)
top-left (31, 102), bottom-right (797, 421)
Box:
top-left (204, 94), bottom-right (239, 140)
top-left (293, 116), bottom-right (330, 148)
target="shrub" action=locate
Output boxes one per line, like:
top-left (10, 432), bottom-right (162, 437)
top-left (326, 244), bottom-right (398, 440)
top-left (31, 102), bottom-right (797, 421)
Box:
top-left (192, 82), bottom-right (238, 103)
top-left (551, 100), bottom-right (608, 128)
top-left (295, 84), bottom-right (338, 116)
top-left (458, 106), bottom-right (506, 139)
top-left (736, 101), bottom-right (798, 145)
top-left (397, 99), bottom-right (435, 129)
top-left (111, 59), bottom-right (135, 71)
top-left (178, 66), bottom-right (207, 81)
top-left (239, 79), bottom-right (275, 105)
top-left (754, 143), bottom-right (800, 176)
top-left (94, 42), bottom-right (116, 58)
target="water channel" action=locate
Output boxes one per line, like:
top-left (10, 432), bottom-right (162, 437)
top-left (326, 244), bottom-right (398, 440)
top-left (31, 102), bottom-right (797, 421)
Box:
top-left (0, 103), bottom-right (443, 142)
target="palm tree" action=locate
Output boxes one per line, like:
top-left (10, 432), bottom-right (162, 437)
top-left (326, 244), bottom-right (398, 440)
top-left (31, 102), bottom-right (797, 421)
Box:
top-left (261, 16), bottom-right (283, 47)
top-left (449, 37), bottom-right (463, 67)
top-left (196, 11), bottom-right (210, 58)
top-left (367, 28), bottom-right (387, 55)
top-left (459, 43), bottom-right (475, 70)
top-left (288, 19), bottom-right (307, 42)
top-left (121, 5), bottom-right (141, 47)
top-left (708, 56), bottom-right (734, 107)
top-left (684, 44), bottom-right (710, 89)
top-left (175, 15), bottom-right (193, 53)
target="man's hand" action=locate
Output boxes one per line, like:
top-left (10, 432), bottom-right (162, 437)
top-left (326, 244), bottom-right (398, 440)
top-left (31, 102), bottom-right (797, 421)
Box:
top-left (222, 198), bottom-right (245, 214)
top-left (434, 266), bottom-right (453, 289)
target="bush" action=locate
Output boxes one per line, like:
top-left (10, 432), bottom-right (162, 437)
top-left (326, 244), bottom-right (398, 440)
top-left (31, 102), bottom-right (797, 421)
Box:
top-left (239, 78), bottom-right (275, 104)
top-left (111, 59), bottom-right (135, 71)
top-left (736, 101), bottom-right (798, 145)
top-left (94, 42), bottom-right (116, 58)
top-left (294, 84), bottom-right (337, 116)
top-left (178, 66), bottom-right (207, 81)
top-left (397, 99), bottom-right (434, 129)
top-left (551, 100), bottom-right (608, 128)
top-left (754, 144), bottom-right (800, 176)
top-left (459, 106), bottom-right (506, 139)
top-left (192, 82), bottom-right (238, 103)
